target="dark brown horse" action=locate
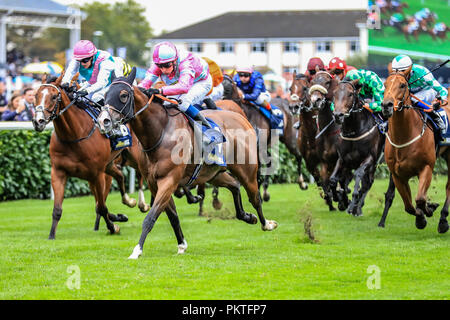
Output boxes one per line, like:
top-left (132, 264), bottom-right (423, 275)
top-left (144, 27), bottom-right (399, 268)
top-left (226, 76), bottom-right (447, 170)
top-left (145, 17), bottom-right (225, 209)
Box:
top-left (307, 71), bottom-right (345, 211)
top-left (379, 70), bottom-right (448, 232)
top-left (329, 79), bottom-right (386, 216)
top-left (32, 73), bottom-right (149, 239)
top-left (222, 74), bottom-right (308, 197)
top-left (97, 68), bottom-right (278, 259)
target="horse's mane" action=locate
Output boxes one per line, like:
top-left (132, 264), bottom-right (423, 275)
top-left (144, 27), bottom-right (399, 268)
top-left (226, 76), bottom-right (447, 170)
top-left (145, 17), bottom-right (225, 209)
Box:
top-left (295, 73), bottom-right (308, 80)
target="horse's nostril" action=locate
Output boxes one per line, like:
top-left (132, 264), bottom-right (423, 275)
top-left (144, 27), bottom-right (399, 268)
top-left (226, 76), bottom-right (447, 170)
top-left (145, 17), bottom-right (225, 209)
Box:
top-left (38, 119), bottom-right (45, 125)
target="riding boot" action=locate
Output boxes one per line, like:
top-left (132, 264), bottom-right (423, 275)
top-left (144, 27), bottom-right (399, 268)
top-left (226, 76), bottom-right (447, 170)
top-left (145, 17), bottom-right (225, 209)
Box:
top-left (203, 97), bottom-right (217, 110)
top-left (431, 110), bottom-right (447, 137)
top-left (185, 105), bottom-right (212, 129)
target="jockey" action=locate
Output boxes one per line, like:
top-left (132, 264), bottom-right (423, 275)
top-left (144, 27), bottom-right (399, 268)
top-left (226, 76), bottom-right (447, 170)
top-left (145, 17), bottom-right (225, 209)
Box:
top-left (202, 57), bottom-right (224, 109)
top-left (62, 40), bottom-right (129, 106)
top-left (343, 68), bottom-right (385, 115)
top-left (138, 41), bottom-right (213, 128)
top-left (232, 65), bottom-right (272, 113)
top-left (305, 57), bottom-right (326, 82)
top-left (327, 57), bottom-right (356, 81)
top-left (391, 54), bottom-right (449, 135)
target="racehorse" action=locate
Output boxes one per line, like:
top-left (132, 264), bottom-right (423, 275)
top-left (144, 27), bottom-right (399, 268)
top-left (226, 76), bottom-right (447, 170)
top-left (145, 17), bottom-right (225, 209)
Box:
top-left (97, 68), bottom-right (278, 259)
top-left (308, 71), bottom-right (346, 211)
top-left (329, 79), bottom-right (386, 216)
top-left (222, 74), bottom-right (308, 197)
top-left (288, 72), bottom-right (322, 186)
top-left (32, 73), bottom-right (149, 239)
top-left (379, 70), bottom-right (448, 232)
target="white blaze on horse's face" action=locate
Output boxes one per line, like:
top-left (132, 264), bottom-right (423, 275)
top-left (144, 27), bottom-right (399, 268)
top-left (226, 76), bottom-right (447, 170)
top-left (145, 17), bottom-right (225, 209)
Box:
top-left (34, 88), bottom-right (49, 126)
top-left (97, 107), bottom-right (112, 134)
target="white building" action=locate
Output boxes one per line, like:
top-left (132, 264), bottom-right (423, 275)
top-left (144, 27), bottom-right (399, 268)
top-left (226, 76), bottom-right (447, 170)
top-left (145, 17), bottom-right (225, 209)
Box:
top-left (149, 10), bottom-right (367, 80)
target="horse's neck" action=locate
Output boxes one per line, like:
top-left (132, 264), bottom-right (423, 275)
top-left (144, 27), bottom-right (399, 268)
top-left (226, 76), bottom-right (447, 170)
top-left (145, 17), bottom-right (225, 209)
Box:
top-left (342, 110), bottom-right (374, 135)
top-left (390, 108), bottom-right (423, 139)
top-left (318, 104), bottom-right (335, 128)
top-left (300, 111), bottom-right (319, 136)
top-left (53, 100), bottom-right (93, 141)
top-left (131, 99), bottom-right (168, 152)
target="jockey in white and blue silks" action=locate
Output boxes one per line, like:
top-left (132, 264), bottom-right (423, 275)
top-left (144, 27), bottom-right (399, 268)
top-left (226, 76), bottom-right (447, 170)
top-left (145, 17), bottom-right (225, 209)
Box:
top-left (233, 66), bottom-right (273, 114)
top-left (62, 40), bottom-right (127, 105)
top-left (138, 41), bottom-right (213, 128)
top-left (391, 54), bottom-right (449, 136)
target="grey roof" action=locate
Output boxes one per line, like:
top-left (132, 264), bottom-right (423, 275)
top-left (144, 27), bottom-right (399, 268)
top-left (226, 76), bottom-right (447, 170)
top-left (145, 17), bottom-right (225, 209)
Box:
top-left (0, 0), bottom-right (78, 16)
top-left (155, 10), bottom-right (366, 40)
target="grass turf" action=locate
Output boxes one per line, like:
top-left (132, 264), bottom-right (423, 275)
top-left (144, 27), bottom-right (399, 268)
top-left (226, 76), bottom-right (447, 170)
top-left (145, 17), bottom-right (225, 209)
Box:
top-left (0, 176), bottom-right (448, 299)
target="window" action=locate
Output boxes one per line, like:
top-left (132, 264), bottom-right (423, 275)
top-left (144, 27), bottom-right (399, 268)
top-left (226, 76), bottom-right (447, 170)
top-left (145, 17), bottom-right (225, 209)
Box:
top-left (251, 42), bottom-right (267, 52)
top-left (188, 43), bottom-right (203, 53)
top-left (350, 40), bottom-right (360, 53)
top-left (316, 41), bottom-right (331, 52)
top-left (219, 42), bottom-right (234, 53)
top-left (283, 42), bottom-right (299, 53)
top-left (283, 66), bottom-right (298, 74)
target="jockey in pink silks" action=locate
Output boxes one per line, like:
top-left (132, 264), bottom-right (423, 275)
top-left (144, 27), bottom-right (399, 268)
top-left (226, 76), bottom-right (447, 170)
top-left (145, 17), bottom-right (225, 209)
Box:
top-left (138, 41), bottom-right (213, 128)
top-left (62, 40), bottom-right (128, 105)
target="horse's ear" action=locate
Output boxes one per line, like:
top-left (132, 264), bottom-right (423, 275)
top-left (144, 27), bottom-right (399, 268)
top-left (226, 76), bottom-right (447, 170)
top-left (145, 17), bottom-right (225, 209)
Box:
top-left (292, 70), bottom-right (297, 81)
top-left (55, 71), bottom-right (64, 86)
top-left (315, 65), bottom-right (320, 73)
top-left (352, 79), bottom-right (362, 91)
top-left (329, 67), bottom-right (337, 75)
top-left (41, 73), bottom-right (48, 84)
top-left (387, 62), bottom-right (393, 74)
top-left (127, 67), bottom-right (137, 84)
top-left (111, 70), bottom-right (117, 83)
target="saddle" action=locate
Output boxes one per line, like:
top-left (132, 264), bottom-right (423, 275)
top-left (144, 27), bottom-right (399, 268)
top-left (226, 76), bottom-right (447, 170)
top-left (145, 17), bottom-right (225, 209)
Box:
top-left (248, 101), bottom-right (284, 136)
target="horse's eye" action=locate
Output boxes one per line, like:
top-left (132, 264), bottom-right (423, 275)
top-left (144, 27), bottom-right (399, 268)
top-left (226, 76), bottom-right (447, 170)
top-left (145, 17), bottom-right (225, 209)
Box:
top-left (52, 95), bottom-right (58, 100)
top-left (348, 92), bottom-right (353, 97)
top-left (119, 93), bottom-right (128, 103)
top-left (400, 83), bottom-right (406, 89)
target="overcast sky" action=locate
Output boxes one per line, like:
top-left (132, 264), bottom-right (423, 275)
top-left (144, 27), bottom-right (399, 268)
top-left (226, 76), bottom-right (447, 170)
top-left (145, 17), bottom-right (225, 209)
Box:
top-left (55, 0), bottom-right (367, 36)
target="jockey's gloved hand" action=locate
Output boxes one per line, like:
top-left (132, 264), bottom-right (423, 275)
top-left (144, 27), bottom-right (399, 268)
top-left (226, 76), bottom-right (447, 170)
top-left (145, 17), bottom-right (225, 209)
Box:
top-left (76, 89), bottom-right (89, 97)
top-left (145, 88), bottom-right (161, 97)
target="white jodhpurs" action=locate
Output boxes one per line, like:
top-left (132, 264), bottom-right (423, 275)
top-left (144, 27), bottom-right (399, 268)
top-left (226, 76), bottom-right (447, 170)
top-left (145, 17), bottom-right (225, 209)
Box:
top-left (168, 74), bottom-right (213, 112)
top-left (254, 90), bottom-right (272, 106)
top-left (209, 83), bottom-right (224, 101)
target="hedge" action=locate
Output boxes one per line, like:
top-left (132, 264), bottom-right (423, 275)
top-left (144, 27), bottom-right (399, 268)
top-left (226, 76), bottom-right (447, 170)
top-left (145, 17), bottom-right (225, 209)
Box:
top-left (1, 129), bottom-right (447, 201)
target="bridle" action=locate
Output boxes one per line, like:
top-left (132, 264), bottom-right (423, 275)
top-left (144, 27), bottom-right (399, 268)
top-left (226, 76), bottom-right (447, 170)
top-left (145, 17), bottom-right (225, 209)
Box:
top-left (336, 80), bottom-right (364, 117)
top-left (35, 83), bottom-right (75, 124)
top-left (386, 72), bottom-right (412, 112)
top-left (290, 75), bottom-right (312, 113)
top-left (102, 80), bottom-right (138, 125)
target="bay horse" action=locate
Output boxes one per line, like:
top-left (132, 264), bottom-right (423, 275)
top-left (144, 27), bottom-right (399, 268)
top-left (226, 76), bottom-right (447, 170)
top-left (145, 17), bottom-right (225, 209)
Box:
top-left (222, 74), bottom-right (308, 196)
top-left (97, 68), bottom-right (278, 259)
top-left (329, 79), bottom-right (386, 216)
top-left (379, 70), bottom-right (448, 232)
top-left (308, 71), bottom-right (346, 211)
top-left (32, 73), bottom-right (149, 239)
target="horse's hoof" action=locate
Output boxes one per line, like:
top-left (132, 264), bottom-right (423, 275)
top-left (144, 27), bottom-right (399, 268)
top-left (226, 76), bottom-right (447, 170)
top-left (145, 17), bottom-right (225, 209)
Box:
top-left (212, 199), bottom-right (223, 210)
top-left (438, 219), bottom-right (449, 234)
top-left (177, 240), bottom-right (188, 254)
top-left (116, 214), bottom-right (128, 222)
top-left (111, 224), bottom-right (120, 234)
top-left (245, 213), bottom-right (258, 224)
top-left (174, 189), bottom-right (185, 198)
top-left (299, 183), bottom-right (308, 191)
top-left (263, 193), bottom-right (270, 202)
top-left (415, 215), bottom-right (427, 230)
top-left (338, 202), bottom-right (348, 211)
top-left (378, 222), bottom-right (385, 228)
top-left (426, 202), bottom-right (439, 217)
top-left (128, 244), bottom-right (142, 259)
top-left (262, 220), bottom-right (278, 231)
top-left (139, 203), bottom-right (150, 213)
top-left (122, 195), bottom-right (137, 208)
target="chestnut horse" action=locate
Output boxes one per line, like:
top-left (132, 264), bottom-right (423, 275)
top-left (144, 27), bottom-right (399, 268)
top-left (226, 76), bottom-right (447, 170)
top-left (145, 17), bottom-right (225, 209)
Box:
top-left (380, 70), bottom-right (448, 232)
top-left (97, 68), bottom-right (278, 259)
top-left (32, 74), bottom-right (149, 239)
top-left (329, 79), bottom-right (386, 216)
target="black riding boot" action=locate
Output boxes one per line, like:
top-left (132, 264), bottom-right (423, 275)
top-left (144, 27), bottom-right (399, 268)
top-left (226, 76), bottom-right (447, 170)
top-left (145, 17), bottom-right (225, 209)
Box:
top-left (431, 110), bottom-right (447, 137)
top-left (193, 112), bottom-right (213, 129)
top-left (203, 97), bottom-right (217, 110)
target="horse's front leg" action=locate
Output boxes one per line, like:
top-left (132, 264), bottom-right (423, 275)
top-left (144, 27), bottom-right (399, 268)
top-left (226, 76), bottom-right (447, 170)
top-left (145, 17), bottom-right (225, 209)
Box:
top-left (329, 156), bottom-right (344, 202)
top-left (129, 175), bottom-right (181, 259)
top-left (296, 153), bottom-right (308, 190)
top-left (347, 156), bottom-right (372, 216)
top-left (90, 173), bottom-right (120, 235)
top-left (105, 161), bottom-right (137, 208)
top-left (415, 165), bottom-right (435, 226)
top-left (48, 168), bottom-right (67, 240)
top-left (320, 162), bottom-right (335, 211)
top-left (378, 173), bottom-right (396, 228)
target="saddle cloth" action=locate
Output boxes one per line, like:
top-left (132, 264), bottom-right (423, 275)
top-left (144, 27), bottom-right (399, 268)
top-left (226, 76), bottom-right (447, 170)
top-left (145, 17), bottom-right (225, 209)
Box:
top-left (425, 107), bottom-right (450, 146)
top-left (185, 114), bottom-right (227, 167)
top-left (250, 102), bottom-right (284, 136)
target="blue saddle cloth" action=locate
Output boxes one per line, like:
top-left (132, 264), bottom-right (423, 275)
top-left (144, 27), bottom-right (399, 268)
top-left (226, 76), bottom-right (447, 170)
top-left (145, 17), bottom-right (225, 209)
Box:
top-left (185, 112), bottom-right (227, 167)
top-left (252, 103), bottom-right (284, 136)
top-left (81, 103), bottom-right (132, 151)
top-left (424, 108), bottom-right (450, 146)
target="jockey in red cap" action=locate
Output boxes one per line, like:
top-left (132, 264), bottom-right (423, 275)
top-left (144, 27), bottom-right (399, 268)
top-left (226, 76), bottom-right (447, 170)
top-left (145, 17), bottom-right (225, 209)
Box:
top-left (327, 57), bottom-right (356, 81)
top-left (305, 57), bottom-right (325, 81)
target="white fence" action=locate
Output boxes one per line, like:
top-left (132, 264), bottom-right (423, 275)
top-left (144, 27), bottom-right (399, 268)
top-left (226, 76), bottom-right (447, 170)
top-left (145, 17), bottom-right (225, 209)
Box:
top-left (0, 121), bottom-right (136, 199)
